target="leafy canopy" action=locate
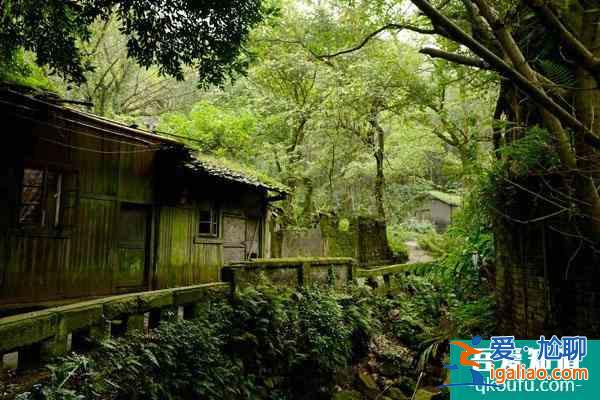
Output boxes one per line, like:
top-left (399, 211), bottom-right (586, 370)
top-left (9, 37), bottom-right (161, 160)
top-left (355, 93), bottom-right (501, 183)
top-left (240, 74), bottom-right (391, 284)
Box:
top-left (0, 0), bottom-right (269, 86)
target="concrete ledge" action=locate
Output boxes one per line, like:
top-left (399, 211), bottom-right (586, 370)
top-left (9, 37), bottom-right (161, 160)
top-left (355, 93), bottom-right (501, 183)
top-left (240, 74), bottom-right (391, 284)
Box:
top-left (137, 289), bottom-right (174, 313)
top-left (229, 257), bottom-right (356, 268)
top-left (356, 264), bottom-right (412, 278)
top-left (0, 310), bottom-right (59, 353)
top-left (174, 283), bottom-right (229, 305)
top-left (224, 257), bottom-right (356, 289)
top-left (55, 303), bottom-right (104, 332)
top-left (0, 282), bottom-right (231, 358)
top-left (103, 294), bottom-right (140, 320)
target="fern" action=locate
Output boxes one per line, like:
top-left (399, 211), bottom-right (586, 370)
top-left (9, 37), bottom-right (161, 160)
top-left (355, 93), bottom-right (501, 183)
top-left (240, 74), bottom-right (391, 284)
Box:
top-left (536, 59), bottom-right (577, 88)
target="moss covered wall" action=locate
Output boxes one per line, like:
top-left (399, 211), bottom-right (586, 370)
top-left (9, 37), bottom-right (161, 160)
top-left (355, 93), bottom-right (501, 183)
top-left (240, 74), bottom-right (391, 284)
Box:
top-left (271, 216), bottom-right (394, 266)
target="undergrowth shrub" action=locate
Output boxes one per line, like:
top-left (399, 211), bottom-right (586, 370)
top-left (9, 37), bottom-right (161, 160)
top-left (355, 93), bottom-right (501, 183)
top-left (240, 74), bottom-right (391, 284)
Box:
top-left (17, 285), bottom-right (376, 400)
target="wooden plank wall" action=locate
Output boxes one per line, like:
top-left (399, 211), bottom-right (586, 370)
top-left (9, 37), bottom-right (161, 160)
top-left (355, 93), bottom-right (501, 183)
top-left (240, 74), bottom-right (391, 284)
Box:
top-left (154, 189), bottom-right (266, 290)
top-left (0, 110), bottom-right (269, 307)
top-left (0, 116), bottom-right (160, 305)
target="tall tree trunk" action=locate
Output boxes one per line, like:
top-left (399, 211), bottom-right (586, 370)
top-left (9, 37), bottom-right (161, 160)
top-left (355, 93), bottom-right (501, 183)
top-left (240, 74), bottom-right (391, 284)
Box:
top-left (281, 114), bottom-right (309, 226)
top-left (408, 0), bottom-right (600, 335)
top-left (368, 103), bottom-right (386, 221)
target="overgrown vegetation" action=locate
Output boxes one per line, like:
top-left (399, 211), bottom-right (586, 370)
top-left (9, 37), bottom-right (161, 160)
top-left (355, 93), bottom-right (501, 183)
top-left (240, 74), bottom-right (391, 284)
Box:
top-left (15, 286), bottom-right (374, 400)
top-left (16, 199), bottom-right (494, 399)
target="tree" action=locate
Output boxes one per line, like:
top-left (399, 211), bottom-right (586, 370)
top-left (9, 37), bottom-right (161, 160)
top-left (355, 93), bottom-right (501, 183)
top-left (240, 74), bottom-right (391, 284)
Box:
top-left (321, 0), bottom-right (600, 334)
top-left (158, 1), bottom-right (453, 228)
top-left (0, 0), bottom-right (268, 86)
top-left (158, 101), bottom-right (258, 160)
top-left (58, 19), bottom-right (202, 118)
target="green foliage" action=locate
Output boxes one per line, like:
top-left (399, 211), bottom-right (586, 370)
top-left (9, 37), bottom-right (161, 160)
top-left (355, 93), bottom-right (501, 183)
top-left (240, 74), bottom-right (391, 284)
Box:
top-left (536, 59), bottom-right (577, 88)
top-left (19, 315), bottom-right (250, 400)
top-left (386, 225), bottom-right (410, 261)
top-left (338, 218), bottom-right (350, 232)
top-left (20, 285), bottom-right (375, 400)
top-left (1, 0), bottom-right (267, 85)
top-left (158, 101), bottom-right (257, 159)
top-left (0, 50), bottom-right (55, 91)
top-left (498, 127), bottom-right (560, 176)
top-left (416, 231), bottom-right (447, 258)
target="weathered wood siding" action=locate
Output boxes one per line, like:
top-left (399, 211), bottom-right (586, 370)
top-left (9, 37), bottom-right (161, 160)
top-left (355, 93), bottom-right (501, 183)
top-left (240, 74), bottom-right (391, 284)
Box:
top-left (1, 101), bottom-right (269, 307)
top-left (154, 188), bottom-right (266, 289)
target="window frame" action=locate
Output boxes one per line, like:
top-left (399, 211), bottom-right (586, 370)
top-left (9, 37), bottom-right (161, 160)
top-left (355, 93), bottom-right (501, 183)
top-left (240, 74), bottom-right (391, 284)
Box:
top-left (16, 162), bottom-right (79, 235)
top-left (197, 203), bottom-right (220, 238)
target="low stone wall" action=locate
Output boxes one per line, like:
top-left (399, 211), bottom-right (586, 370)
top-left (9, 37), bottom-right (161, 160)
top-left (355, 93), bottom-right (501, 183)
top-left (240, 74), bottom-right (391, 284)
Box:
top-left (356, 264), bottom-right (415, 294)
top-left (0, 283), bottom-right (228, 370)
top-left (272, 228), bottom-right (326, 258)
top-left (1, 259), bottom-right (429, 373)
top-left (223, 257), bottom-right (356, 290)
top-left (271, 216), bottom-right (396, 266)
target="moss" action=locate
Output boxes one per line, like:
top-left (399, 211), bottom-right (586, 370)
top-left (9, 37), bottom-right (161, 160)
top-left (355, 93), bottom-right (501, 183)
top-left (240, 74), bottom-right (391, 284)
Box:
top-left (191, 153), bottom-right (289, 193)
top-left (137, 290), bottom-right (174, 312)
top-left (0, 311), bottom-right (59, 353)
top-left (388, 237), bottom-right (409, 263)
top-left (320, 216), bottom-right (358, 258)
top-left (427, 190), bottom-right (462, 207)
top-left (0, 50), bottom-right (58, 93)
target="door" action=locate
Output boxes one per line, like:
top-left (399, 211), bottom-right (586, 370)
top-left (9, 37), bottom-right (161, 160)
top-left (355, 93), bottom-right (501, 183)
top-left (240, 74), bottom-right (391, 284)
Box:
top-left (222, 214), bottom-right (262, 264)
top-left (116, 203), bottom-right (150, 289)
top-left (222, 214), bottom-right (247, 264)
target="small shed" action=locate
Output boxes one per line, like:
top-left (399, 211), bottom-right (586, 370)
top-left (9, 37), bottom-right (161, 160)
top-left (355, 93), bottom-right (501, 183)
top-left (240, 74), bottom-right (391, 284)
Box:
top-left (414, 190), bottom-right (462, 232)
top-left (0, 86), bottom-right (287, 311)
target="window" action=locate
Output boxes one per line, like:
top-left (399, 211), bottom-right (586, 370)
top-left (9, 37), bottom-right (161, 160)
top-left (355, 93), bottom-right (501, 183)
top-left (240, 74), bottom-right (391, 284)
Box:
top-left (198, 206), bottom-right (219, 237)
top-left (19, 166), bottom-right (78, 229)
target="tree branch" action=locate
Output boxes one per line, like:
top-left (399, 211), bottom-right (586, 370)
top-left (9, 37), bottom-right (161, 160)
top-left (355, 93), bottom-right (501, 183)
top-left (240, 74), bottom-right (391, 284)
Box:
top-left (316, 23), bottom-right (436, 59)
top-left (409, 0), bottom-right (600, 150)
top-left (525, 0), bottom-right (600, 76)
top-left (419, 47), bottom-right (493, 70)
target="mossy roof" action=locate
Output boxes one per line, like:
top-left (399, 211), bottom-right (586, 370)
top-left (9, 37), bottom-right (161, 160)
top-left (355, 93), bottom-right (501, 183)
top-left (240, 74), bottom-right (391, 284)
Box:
top-left (427, 190), bottom-right (462, 207)
top-left (2, 85), bottom-right (287, 195)
top-left (185, 153), bottom-right (289, 194)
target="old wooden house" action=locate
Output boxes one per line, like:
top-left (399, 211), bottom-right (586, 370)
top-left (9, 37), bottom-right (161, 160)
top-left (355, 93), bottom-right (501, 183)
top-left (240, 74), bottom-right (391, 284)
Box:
top-left (0, 87), bottom-right (286, 311)
top-left (414, 190), bottom-right (461, 232)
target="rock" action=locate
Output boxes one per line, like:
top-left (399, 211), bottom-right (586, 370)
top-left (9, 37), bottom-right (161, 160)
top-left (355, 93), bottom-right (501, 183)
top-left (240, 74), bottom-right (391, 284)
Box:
top-left (357, 371), bottom-right (380, 399)
top-left (333, 390), bottom-right (363, 400)
top-left (414, 389), bottom-right (437, 400)
top-left (358, 371), bottom-right (378, 391)
top-left (387, 387), bottom-right (409, 400)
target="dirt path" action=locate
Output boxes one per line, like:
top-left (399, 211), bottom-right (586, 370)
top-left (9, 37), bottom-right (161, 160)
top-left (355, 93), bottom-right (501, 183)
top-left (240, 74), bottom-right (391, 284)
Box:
top-left (405, 240), bottom-right (433, 263)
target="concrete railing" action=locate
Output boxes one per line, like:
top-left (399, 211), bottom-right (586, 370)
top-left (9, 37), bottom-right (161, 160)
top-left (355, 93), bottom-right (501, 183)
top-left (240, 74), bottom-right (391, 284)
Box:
top-left (355, 261), bottom-right (434, 293)
top-left (0, 258), bottom-right (430, 372)
top-left (0, 282), bottom-right (229, 370)
top-left (223, 257), bottom-right (357, 289)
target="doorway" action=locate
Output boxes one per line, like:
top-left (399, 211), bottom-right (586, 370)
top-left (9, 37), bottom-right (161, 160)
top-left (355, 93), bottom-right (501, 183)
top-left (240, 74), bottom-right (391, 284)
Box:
top-left (116, 203), bottom-right (150, 289)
